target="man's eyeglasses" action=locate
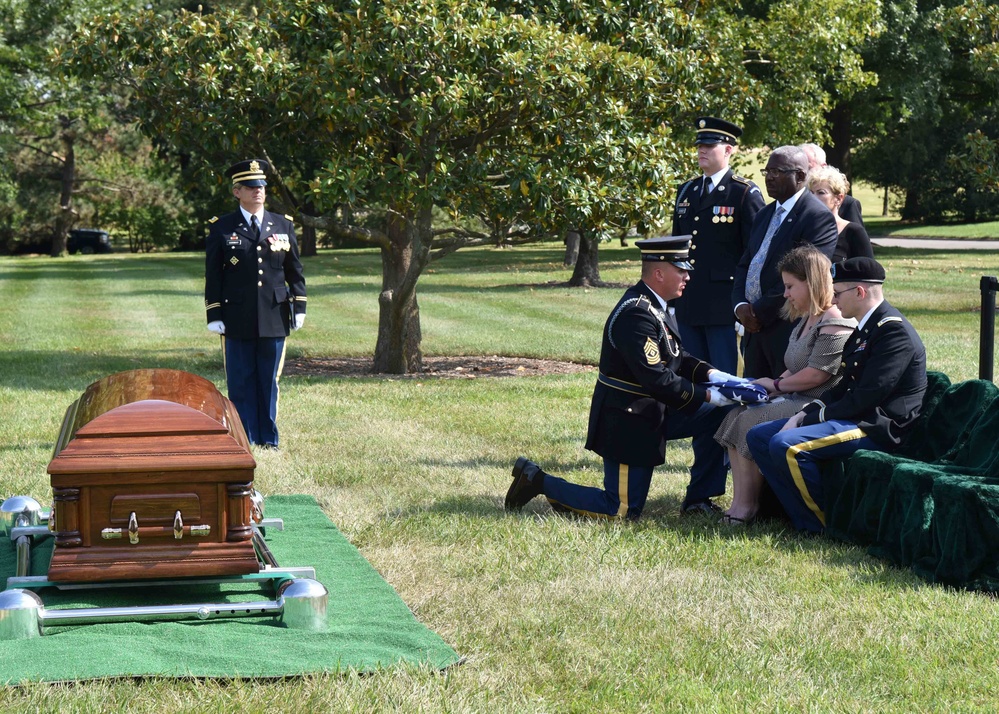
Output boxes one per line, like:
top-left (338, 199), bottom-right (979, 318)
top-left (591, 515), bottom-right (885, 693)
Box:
top-left (832, 286), bottom-right (859, 298)
top-left (760, 168), bottom-right (799, 177)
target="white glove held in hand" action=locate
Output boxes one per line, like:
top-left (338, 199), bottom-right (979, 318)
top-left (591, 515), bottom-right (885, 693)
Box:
top-left (207, 321), bottom-right (226, 335)
top-left (707, 369), bottom-right (749, 384)
top-left (706, 386), bottom-right (737, 407)
top-left (293, 313), bottom-right (306, 330)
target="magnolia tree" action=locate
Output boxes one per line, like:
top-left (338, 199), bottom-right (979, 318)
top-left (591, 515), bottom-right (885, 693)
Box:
top-left (67, 0), bottom-right (875, 372)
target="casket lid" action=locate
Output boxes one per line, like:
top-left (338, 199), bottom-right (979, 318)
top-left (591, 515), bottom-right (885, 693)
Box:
top-left (48, 369), bottom-right (254, 474)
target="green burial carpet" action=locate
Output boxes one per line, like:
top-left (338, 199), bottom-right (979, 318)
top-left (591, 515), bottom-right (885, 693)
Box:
top-left (0, 495), bottom-right (459, 683)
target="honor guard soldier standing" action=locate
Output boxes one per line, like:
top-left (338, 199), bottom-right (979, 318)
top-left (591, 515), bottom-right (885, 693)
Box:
top-left (746, 257), bottom-right (927, 533)
top-left (671, 117), bottom-right (765, 374)
top-left (204, 159), bottom-right (307, 449)
top-left (505, 236), bottom-right (743, 519)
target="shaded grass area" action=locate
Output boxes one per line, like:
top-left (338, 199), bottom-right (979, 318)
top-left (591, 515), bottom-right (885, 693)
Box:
top-left (1, 246), bottom-right (998, 710)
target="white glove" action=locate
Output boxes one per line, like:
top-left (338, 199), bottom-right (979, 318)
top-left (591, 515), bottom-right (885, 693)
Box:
top-left (293, 313), bottom-right (306, 330)
top-left (707, 369), bottom-right (749, 384)
top-left (207, 320), bottom-right (226, 335)
top-left (706, 387), bottom-right (737, 407)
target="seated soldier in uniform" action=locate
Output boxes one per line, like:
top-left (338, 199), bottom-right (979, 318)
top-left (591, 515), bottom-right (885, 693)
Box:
top-left (746, 257), bottom-right (927, 533)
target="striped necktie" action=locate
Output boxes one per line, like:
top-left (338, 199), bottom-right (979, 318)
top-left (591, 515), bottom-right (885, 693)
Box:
top-left (745, 205), bottom-right (785, 303)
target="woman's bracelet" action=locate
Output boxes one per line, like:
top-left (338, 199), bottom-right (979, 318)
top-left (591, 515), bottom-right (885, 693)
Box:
top-left (773, 377), bottom-right (784, 392)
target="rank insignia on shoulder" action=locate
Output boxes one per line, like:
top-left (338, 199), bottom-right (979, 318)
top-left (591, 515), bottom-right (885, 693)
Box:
top-left (877, 316), bottom-right (903, 327)
top-left (731, 175), bottom-right (751, 185)
top-left (226, 234), bottom-right (240, 246)
top-left (284, 214), bottom-right (294, 221)
top-left (208, 216), bottom-right (219, 224)
top-left (643, 337), bottom-right (661, 365)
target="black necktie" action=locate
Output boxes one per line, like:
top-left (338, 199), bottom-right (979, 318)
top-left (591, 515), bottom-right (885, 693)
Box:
top-left (703, 177), bottom-right (712, 195)
top-left (250, 215), bottom-right (260, 240)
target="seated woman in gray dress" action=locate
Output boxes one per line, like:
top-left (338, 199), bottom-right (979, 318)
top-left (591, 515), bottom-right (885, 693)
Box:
top-left (716, 246), bottom-right (856, 524)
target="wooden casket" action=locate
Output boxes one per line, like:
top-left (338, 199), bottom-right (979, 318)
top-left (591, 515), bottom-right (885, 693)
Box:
top-left (46, 369), bottom-right (260, 582)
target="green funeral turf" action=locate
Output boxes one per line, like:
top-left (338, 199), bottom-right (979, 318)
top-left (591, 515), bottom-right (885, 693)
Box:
top-left (0, 495), bottom-right (459, 683)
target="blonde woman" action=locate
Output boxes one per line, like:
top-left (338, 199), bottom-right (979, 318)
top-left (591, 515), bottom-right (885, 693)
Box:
top-left (808, 166), bottom-right (874, 262)
top-left (715, 246), bottom-right (856, 524)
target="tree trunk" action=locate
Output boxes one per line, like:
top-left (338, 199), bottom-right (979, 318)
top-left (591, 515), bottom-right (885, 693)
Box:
top-left (568, 231), bottom-right (602, 287)
top-left (901, 189), bottom-right (923, 221)
top-left (826, 103), bottom-right (853, 180)
top-left (372, 206), bottom-right (433, 373)
top-left (299, 222), bottom-right (317, 257)
top-left (51, 117), bottom-right (76, 258)
top-left (563, 230), bottom-right (580, 266)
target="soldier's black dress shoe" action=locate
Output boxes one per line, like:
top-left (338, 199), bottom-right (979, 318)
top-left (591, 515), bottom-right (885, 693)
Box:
top-left (505, 457), bottom-right (545, 510)
top-left (680, 498), bottom-right (724, 516)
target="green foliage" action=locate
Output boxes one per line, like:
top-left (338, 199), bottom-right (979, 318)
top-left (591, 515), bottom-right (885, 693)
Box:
top-left (736, 0), bottom-right (882, 144)
top-left (850, 0), bottom-right (999, 222)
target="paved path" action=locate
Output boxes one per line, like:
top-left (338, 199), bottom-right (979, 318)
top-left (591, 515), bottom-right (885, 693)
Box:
top-left (872, 237), bottom-right (998, 250)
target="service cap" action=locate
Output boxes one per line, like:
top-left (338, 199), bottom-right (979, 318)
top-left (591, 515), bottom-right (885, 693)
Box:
top-left (695, 117), bottom-right (742, 146)
top-left (227, 159), bottom-right (269, 187)
top-left (636, 235), bottom-right (694, 270)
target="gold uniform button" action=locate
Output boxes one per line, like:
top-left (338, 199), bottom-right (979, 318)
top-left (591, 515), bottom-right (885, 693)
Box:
top-left (691, 244), bottom-right (697, 250)
top-left (258, 258), bottom-right (263, 264)
top-left (694, 216), bottom-right (699, 222)
top-left (257, 281), bottom-right (263, 287)
top-left (692, 230), bottom-right (698, 236)
top-left (257, 246), bottom-right (262, 251)
top-left (690, 259), bottom-right (696, 265)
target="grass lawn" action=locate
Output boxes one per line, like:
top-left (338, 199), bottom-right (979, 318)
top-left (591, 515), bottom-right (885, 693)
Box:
top-left (1, 244), bottom-right (998, 710)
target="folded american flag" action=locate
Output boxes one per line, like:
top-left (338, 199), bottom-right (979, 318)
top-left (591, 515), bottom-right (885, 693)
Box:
top-left (712, 379), bottom-right (770, 405)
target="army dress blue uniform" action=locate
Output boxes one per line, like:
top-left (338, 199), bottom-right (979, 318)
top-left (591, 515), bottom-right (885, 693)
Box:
top-left (747, 260), bottom-right (926, 533)
top-left (671, 168), bottom-right (764, 373)
top-left (205, 208), bottom-right (306, 446)
top-left (541, 280), bottom-right (732, 519)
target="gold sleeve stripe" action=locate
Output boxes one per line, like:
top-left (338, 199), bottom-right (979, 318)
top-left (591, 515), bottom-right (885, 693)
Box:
top-left (205, 302), bottom-right (221, 310)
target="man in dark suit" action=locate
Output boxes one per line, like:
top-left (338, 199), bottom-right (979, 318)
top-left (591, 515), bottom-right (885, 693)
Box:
top-left (671, 117), bottom-right (765, 374)
top-left (800, 143), bottom-right (863, 225)
top-left (746, 257), bottom-right (927, 533)
top-left (505, 236), bottom-right (741, 519)
top-left (205, 159), bottom-right (307, 448)
top-left (733, 145), bottom-right (838, 378)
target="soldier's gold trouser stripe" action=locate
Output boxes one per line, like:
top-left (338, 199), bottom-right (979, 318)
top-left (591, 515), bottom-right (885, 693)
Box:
top-left (616, 464), bottom-right (630, 518)
top-left (544, 463), bottom-right (632, 520)
top-left (275, 340), bottom-right (288, 419)
top-left (785, 428), bottom-right (866, 527)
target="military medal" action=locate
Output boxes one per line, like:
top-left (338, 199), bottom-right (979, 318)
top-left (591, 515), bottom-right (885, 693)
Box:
top-left (712, 207), bottom-right (720, 223)
top-left (268, 234), bottom-right (291, 252)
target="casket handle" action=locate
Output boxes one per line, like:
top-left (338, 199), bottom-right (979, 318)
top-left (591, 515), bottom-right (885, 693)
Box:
top-left (101, 522), bottom-right (212, 540)
top-left (174, 510), bottom-right (183, 540)
top-left (128, 512), bottom-right (139, 544)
